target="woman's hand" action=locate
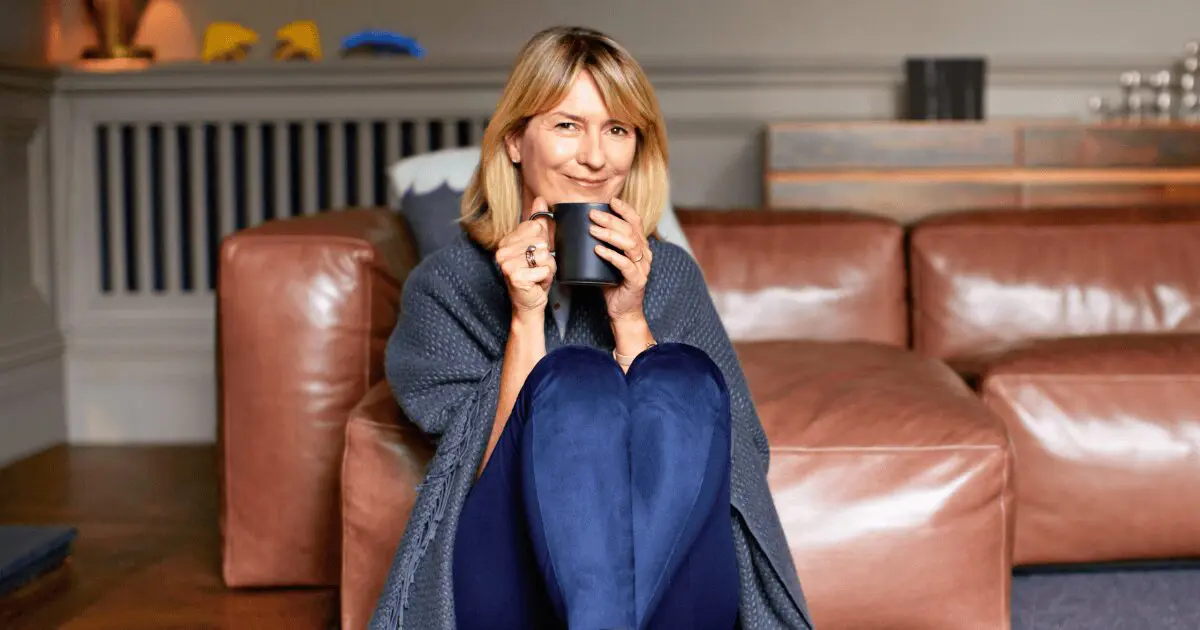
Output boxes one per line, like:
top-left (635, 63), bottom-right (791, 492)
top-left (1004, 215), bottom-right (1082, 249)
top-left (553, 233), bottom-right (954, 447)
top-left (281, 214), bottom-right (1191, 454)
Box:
top-left (590, 197), bottom-right (652, 323)
top-left (590, 197), bottom-right (656, 366)
top-left (496, 197), bottom-right (556, 320)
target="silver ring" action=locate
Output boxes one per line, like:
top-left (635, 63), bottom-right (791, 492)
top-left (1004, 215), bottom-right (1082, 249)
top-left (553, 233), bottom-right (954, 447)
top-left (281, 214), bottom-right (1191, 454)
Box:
top-left (631, 250), bottom-right (644, 263)
top-left (525, 245), bottom-right (537, 268)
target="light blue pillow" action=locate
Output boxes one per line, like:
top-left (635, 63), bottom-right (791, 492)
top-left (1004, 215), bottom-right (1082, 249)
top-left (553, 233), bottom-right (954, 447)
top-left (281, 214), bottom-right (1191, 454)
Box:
top-left (388, 147), bottom-right (694, 260)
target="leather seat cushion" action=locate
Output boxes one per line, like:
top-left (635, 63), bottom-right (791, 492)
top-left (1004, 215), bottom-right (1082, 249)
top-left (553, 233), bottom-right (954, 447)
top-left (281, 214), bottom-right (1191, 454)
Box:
top-left (980, 333), bottom-right (1200, 566)
top-left (737, 340), bottom-right (1014, 629)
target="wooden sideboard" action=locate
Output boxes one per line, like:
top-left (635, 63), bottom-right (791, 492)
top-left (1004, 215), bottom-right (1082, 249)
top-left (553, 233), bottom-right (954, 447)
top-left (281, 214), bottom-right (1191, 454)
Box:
top-left (764, 120), bottom-right (1200, 223)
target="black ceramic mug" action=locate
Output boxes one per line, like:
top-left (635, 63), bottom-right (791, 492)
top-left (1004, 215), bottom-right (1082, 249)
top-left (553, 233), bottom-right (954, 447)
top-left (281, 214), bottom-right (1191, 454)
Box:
top-left (529, 202), bottom-right (622, 286)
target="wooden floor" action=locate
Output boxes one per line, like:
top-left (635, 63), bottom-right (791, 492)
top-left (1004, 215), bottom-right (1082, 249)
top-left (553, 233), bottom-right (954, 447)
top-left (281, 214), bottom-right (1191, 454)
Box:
top-left (0, 446), bottom-right (337, 630)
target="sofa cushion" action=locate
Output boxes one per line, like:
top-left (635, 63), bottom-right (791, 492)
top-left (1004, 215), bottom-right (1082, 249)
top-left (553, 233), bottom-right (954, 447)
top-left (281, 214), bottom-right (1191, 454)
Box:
top-left (736, 340), bottom-right (1013, 629)
top-left (340, 382), bottom-right (433, 630)
top-left (679, 210), bottom-right (907, 345)
top-left (980, 333), bottom-right (1200, 566)
top-left (910, 206), bottom-right (1200, 375)
top-left (388, 146), bottom-right (694, 260)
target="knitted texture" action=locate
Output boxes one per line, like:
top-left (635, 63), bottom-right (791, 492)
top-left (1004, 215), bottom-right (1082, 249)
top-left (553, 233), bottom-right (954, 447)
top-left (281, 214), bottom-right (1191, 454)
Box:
top-left (369, 233), bottom-right (814, 630)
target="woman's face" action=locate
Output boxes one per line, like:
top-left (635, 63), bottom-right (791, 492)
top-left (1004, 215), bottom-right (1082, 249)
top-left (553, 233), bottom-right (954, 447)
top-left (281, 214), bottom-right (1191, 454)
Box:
top-left (506, 70), bottom-right (638, 219)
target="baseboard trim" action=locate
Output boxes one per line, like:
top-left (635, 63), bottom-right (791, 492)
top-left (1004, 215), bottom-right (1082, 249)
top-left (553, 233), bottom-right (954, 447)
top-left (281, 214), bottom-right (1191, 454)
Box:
top-left (0, 330), bottom-right (64, 376)
top-left (0, 352), bottom-right (66, 467)
top-left (65, 344), bottom-right (216, 444)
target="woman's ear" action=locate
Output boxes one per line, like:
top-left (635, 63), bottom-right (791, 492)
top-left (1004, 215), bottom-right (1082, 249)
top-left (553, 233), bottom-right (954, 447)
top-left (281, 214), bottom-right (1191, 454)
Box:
top-left (504, 132), bottom-right (521, 165)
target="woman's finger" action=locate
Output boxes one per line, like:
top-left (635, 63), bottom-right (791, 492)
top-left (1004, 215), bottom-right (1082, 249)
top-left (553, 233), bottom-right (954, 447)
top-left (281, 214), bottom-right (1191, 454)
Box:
top-left (589, 224), bottom-right (639, 253)
top-left (609, 197), bottom-right (644, 233)
top-left (528, 215), bottom-right (551, 240)
top-left (589, 207), bottom-right (635, 236)
top-left (497, 240), bottom-right (549, 266)
top-left (538, 256), bottom-right (557, 290)
top-left (594, 244), bottom-right (643, 284)
top-left (500, 215), bottom-right (547, 250)
top-left (528, 246), bottom-right (552, 268)
top-left (511, 265), bottom-right (551, 285)
top-left (501, 251), bottom-right (550, 284)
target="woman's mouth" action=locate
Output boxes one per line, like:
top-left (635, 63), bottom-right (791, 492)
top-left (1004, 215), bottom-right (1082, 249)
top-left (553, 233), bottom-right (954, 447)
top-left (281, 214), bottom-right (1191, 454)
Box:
top-left (566, 175), bottom-right (608, 188)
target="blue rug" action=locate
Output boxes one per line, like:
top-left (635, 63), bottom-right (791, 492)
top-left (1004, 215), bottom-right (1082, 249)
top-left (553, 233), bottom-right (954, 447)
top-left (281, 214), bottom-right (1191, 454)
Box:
top-left (1013, 566), bottom-right (1200, 629)
top-left (0, 525), bottom-right (77, 596)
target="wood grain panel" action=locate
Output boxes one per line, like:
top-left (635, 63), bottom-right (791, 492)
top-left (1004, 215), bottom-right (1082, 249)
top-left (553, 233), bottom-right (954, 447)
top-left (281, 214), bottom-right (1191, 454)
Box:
top-left (767, 123), bottom-right (1016, 170)
top-left (767, 179), bottom-right (1019, 224)
top-left (1021, 125), bottom-right (1200, 168)
top-left (1021, 183), bottom-right (1200, 207)
top-left (768, 168), bottom-right (1200, 185)
top-left (765, 121), bottom-right (1200, 222)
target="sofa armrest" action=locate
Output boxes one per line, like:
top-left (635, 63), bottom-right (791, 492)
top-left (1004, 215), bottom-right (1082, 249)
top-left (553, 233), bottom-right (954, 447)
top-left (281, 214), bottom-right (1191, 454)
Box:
top-left (340, 381), bottom-right (433, 630)
top-left (218, 208), bottom-right (418, 588)
top-left (737, 340), bottom-right (1014, 629)
top-left (223, 208), bottom-right (418, 287)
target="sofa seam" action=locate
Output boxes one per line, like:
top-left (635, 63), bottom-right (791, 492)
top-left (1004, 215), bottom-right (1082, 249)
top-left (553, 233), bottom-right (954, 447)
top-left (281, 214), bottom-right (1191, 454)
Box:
top-left (226, 233), bottom-right (383, 250)
top-left (986, 373), bottom-right (1200, 383)
top-left (339, 417), bottom-right (357, 630)
top-left (770, 444), bottom-right (1004, 453)
top-left (998, 433), bottom-right (1012, 627)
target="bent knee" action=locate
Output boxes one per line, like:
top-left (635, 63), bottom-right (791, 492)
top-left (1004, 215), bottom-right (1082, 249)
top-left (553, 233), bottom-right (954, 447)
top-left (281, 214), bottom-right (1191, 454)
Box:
top-left (539, 345), bottom-right (624, 382)
top-left (627, 344), bottom-right (730, 421)
top-left (523, 345), bottom-right (627, 404)
top-left (630, 343), bottom-right (726, 388)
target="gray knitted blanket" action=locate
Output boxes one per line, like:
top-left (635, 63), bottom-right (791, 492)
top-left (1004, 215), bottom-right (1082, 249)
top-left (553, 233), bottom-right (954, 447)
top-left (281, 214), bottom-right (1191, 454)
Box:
top-left (369, 233), bottom-right (814, 629)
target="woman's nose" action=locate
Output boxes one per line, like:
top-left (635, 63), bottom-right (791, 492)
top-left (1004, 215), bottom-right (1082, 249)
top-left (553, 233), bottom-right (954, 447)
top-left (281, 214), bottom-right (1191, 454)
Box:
top-left (576, 132), bottom-right (606, 169)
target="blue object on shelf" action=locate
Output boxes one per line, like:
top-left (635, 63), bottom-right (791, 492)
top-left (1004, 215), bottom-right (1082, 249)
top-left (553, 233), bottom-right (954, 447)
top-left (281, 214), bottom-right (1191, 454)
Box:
top-left (341, 30), bottom-right (426, 58)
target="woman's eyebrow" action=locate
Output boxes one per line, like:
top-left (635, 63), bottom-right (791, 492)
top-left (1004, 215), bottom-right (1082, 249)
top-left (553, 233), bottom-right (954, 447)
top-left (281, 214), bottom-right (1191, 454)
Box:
top-left (548, 111), bottom-right (627, 126)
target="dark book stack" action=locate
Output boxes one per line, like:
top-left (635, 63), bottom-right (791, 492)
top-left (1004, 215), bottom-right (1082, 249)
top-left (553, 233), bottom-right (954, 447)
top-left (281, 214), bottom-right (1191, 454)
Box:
top-left (0, 525), bottom-right (78, 597)
top-left (904, 57), bottom-right (988, 120)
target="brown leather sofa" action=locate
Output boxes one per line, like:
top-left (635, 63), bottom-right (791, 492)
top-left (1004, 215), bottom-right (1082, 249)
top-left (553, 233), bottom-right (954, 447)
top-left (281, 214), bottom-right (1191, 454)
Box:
top-left (219, 208), bottom-right (1017, 629)
top-left (909, 206), bottom-right (1200, 568)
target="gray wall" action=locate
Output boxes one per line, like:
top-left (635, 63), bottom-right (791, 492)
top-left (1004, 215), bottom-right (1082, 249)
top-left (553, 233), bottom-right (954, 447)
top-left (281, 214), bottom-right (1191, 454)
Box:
top-left (0, 1), bottom-right (63, 467)
top-left (49, 0), bottom-right (1199, 64)
top-left (0, 0), bottom-right (47, 64)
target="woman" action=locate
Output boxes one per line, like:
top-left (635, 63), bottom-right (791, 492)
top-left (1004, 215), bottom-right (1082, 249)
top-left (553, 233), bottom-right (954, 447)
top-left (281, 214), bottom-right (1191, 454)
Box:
top-left (371, 26), bottom-right (813, 630)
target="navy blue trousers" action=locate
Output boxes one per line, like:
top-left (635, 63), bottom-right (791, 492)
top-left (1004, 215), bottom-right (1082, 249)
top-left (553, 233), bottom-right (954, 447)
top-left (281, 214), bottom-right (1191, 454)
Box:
top-left (453, 343), bottom-right (739, 630)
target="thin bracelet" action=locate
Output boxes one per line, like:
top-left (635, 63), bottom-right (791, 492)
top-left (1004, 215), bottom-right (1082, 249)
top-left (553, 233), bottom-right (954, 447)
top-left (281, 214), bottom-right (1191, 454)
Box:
top-left (613, 341), bottom-right (657, 367)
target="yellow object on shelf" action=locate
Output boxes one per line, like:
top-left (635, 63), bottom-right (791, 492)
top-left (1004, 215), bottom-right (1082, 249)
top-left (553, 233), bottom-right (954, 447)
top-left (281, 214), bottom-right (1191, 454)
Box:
top-left (274, 20), bottom-right (322, 61)
top-left (202, 22), bottom-right (259, 62)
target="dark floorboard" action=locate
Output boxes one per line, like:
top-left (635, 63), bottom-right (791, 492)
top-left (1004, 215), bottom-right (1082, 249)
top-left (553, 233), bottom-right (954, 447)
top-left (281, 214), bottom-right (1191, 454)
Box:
top-left (0, 445), bottom-right (336, 630)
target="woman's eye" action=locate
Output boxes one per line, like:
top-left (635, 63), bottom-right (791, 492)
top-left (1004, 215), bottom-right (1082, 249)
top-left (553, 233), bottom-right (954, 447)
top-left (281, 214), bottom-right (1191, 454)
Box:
top-left (609, 126), bottom-right (630, 136)
top-left (556, 121), bottom-right (578, 131)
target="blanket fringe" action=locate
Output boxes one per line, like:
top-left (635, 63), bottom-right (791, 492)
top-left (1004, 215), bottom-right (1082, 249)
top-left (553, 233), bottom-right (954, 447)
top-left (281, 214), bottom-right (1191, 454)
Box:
top-left (391, 412), bottom-right (473, 628)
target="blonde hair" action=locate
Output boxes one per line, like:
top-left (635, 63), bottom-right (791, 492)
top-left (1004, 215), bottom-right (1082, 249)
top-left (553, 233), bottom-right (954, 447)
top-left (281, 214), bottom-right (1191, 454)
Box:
top-left (460, 26), bottom-right (669, 249)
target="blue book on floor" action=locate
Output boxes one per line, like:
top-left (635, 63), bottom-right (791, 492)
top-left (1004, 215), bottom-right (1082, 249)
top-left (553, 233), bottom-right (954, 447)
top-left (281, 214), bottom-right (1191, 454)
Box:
top-left (0, 525), bottom-right (78, 596)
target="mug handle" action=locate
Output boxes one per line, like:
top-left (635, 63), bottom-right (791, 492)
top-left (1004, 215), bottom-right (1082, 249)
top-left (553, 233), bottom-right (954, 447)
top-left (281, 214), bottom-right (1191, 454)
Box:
top-left (527, 211), bottom-right (556, 256)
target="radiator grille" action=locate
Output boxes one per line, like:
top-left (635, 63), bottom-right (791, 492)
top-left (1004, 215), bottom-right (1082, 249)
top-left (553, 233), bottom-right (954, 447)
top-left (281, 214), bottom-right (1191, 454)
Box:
top-left (94, 117), bottom-right (487, 295)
